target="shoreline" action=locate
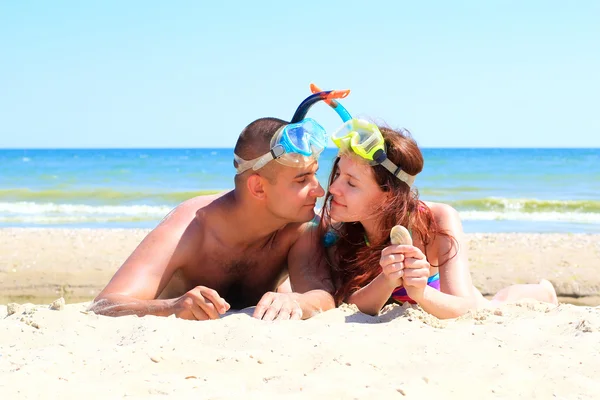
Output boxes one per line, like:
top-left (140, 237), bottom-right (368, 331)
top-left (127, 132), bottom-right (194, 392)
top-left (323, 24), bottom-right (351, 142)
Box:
top-left (1, 228), bottom-right (599, 306)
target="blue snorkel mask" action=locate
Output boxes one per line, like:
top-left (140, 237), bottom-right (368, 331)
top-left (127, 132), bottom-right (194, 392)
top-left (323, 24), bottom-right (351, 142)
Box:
top-left (234, 89), bottom-right (350, 174)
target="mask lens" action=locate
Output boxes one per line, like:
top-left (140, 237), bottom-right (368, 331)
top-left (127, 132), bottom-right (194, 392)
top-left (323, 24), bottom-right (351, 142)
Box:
top-left (354, 126), bottom-right (383, 155)
top-left (332, 119), bottom-right (354, 141)
top-left (331, 119), bottom-right (385, 160)
top-left (304, 119), bottom-right (327, 150)
top-left (282, 119), bottom-right (325, 155)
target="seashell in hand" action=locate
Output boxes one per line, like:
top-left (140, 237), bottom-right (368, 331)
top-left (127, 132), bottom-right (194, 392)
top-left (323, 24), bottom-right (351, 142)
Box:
top-left (390, 225), bottom-right (412, 245)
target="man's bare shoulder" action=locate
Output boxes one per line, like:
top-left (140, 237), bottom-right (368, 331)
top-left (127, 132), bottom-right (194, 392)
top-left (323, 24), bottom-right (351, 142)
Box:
top-left (161, 191), bottom-right (231, 225)
top-left (280, 217), bottom-right (320, 245)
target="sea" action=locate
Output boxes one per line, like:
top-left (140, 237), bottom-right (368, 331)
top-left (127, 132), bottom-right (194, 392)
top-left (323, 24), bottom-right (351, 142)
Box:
top-left (1, 148), bottom-right (599, 233)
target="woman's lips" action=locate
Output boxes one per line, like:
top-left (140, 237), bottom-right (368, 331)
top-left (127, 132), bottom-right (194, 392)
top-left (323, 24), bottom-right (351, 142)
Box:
top-left (331, 199), bottom-right (346, 207)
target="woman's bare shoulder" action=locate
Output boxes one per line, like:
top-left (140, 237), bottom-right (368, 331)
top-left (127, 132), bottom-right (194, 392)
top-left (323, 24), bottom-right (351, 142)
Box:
top-left (422, 201), bottom-right (460, 224)
top-left (422, 200), bottom-right (455, 210)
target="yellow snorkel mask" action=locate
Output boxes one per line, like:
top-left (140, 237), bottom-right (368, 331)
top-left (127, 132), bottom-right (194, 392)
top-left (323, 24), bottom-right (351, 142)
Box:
top-left (310, 83), bottom-right (416, 187)
top-left (331, 118), bottom-right (416, 187)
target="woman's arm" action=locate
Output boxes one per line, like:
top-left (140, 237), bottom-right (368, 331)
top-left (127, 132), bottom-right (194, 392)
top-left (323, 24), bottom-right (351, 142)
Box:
top-left (405, 203), bottom-right (479, 318)
top-left (346, 272), bottom-right (399, 316)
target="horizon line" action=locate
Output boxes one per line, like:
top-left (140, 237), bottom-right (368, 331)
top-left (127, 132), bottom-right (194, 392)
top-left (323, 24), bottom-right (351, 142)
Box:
top-left (2, 146), bottom-right (599, 151)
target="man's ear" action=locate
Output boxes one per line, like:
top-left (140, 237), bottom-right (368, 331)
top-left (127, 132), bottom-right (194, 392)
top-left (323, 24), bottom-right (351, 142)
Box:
top-left (246, 174), bottom-right (267, 200)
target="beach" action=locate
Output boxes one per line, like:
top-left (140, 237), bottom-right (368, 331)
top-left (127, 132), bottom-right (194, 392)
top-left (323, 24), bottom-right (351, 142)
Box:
top-left (0, 300), bottom-right (598, 398)
top-left (1, 228), bottom-right (599, 305)
top-left (1, 228), bottom-right (600, 398)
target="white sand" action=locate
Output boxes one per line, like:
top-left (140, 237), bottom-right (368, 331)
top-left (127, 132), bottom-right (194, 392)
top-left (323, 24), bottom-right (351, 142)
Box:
top-left (2, 229), bottom-right (600, 305)
top-left (1, 300), bottom-right (599, 399)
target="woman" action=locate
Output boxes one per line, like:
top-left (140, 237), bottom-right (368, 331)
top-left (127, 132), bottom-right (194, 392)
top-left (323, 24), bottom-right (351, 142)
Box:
top-left (319, 118), bottom-right (557, 319)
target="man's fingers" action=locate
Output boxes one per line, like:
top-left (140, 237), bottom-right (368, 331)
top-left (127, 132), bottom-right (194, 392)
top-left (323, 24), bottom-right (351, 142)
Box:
top-left (262, 301), bottom-right (283, 321)
top-left (176, 309), bottom-right (196, 320)
top-left (252, 304), bottom-right (268, 320)
top-left (199, 302), bottom-right (221, 320)
top-left (191, 294), bottom-right (220, 319)
top-left (189, 303), bottom-right (210, 321)
top-left (253, 293), bottom-right (274, 319)
top-left (199, 287), bottom-right (229, 314)
top-left (253, 293), bottom-right (303, 322)
top-left (275, 307), bottom-right (292, 321)
top-left (290, 308), bottom-right (303, 321)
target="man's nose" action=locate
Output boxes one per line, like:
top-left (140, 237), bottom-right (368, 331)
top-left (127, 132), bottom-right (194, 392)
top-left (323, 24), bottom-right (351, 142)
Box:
top-left (310, 179), bottom-right (325, 198)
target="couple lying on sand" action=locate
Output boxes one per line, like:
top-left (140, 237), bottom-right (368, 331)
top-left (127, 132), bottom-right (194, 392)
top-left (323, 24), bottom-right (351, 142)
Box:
top-left (91, 86), bottom-right (557, 321)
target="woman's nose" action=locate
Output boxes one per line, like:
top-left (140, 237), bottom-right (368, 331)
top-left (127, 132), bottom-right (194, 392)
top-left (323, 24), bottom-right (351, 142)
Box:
top-left (329, 180), bottom-right (341, 196)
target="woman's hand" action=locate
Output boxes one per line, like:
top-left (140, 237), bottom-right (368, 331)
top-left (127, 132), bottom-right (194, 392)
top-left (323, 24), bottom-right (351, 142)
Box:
top-left (379, 245), bottom-right (407, 287)
top-left (380, 245), bottom-right (431, 299)
top-left (400, 245), bottom-right (432, 301)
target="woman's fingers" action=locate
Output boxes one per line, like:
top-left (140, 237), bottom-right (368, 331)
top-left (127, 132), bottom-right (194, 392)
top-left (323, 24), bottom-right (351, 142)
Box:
top-left (381, 245), bottom-right (425, 260)
top-left (382, 261), bottom-right (404, 278)
top-left (380, 253), bottom-right (404, 267)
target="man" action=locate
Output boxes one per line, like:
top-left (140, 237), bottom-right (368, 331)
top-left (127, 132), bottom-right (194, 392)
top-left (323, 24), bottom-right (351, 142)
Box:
top-left (91, 116), bottom-right (335, 321)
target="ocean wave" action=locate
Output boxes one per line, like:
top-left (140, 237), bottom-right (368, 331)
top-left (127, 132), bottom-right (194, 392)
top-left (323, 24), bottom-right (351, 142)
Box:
top-left (0, 215), bottom-right (161, 224)
top-left (0, 188), bottom-right (223, 204)
top-left (2, 197), bottom-right (600, 226)
top-left (451, 198), bottom-right (600, 213)
top-left (0, 202), bottom-right (172, 216)
top-left (459, 211), bottom-right (600, 223)
top-left (418, 186), bottom-right (484, 196)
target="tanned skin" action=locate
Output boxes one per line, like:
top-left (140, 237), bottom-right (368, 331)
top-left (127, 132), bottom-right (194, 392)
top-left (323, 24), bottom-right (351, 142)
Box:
top-left (91, 161), bottom-right (335, 321)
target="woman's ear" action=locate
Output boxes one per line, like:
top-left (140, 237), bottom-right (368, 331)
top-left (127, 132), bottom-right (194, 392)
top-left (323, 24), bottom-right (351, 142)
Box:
top-left (379, 188), bottom-right (392, 203)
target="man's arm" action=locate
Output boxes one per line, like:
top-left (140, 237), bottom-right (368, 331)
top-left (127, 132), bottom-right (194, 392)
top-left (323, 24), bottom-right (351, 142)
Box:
top-left (253, 222), bottom-right (336, 320)
top-left (90, 200), bottom-right (219, 318)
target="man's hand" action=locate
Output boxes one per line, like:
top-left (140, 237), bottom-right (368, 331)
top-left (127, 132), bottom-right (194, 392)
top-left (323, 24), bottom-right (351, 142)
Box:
top-left (253, 292), bottom-right (303, 321)
top-left (172, 286), bottom-right (230, 320)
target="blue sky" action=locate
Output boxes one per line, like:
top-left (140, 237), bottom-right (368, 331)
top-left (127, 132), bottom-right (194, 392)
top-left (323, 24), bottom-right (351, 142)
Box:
top-left (1, 1), bottom-right (599, 148)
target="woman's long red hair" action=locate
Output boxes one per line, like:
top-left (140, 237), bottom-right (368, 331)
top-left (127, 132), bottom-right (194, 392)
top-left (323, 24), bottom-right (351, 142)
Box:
top-left (319, 126), bottom-right (457, 305)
